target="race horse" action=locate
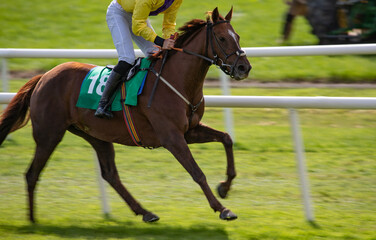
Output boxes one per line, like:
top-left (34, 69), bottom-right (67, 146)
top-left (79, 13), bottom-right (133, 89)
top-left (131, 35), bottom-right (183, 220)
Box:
top-left (0, 8), bottom-right (251, 223)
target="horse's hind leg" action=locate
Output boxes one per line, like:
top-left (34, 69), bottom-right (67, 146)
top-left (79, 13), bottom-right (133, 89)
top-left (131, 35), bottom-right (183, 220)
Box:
top-left (25, 129), bottom-right (66, 223)
top-left (68, 127), bottom-right (159, 222)
top-left (185, 123), bottom-right (236, 199)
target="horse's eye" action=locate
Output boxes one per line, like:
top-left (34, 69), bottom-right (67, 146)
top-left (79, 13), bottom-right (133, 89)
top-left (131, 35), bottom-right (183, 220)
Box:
top-left (219, 37), bottom-right (226, 42)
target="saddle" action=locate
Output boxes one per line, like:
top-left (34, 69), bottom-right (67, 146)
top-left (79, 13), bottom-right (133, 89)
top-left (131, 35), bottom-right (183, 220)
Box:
top-left (76, 58), bottom-right (151, 110)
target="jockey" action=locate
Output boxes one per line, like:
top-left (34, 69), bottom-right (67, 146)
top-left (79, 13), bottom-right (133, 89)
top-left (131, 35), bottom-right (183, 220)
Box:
top-left (95, 0), bottom-right (183, 119)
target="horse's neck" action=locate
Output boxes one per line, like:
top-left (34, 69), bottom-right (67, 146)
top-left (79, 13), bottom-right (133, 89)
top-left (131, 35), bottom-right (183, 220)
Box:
top-left (167, 29), bottom-right (210, 99)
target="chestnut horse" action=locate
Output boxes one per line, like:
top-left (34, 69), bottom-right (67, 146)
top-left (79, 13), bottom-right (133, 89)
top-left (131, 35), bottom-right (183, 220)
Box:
top-left (0, 8), bottom-right (251, 223)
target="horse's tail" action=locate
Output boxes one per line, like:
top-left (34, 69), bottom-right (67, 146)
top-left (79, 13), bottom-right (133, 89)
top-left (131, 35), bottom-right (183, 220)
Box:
top-left (0, 74), bottom-right (43, 145)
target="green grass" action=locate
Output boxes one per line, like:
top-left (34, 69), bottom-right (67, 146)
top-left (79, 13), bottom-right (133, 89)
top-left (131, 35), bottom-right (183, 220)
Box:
top-left (1, 0), bottom-right (376, 238)
top-left (1, 0), bottom-right (376, 82)
top-left (1, 81), bottom-right (375, 239)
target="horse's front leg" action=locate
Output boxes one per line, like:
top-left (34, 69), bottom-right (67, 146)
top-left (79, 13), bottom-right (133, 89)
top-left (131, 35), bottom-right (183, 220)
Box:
top-left (184, 123), bottom-right (236, 199)
top-left (162, 130), bottom-right (237, 220)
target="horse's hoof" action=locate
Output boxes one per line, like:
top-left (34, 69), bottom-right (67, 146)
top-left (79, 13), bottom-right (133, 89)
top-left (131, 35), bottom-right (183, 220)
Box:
top-left (217, 182), bottom-right (229, 199)
top-left (143, 212), bottom-right (160, 223)
top-left (219, 209), bottom-right (237, 221)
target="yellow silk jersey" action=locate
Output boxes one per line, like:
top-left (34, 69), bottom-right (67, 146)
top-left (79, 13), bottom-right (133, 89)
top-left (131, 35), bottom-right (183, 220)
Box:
top-left (116, 0), bottom-right (182, 42)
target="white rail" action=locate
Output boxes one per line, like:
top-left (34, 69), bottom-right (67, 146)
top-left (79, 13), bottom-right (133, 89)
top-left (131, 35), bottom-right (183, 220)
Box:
top-left (1, 44), bottom-right (376, 58)
top-left (2, 93), bottom-right (376, 109)
top-left (205, 96), bottom-right (376, 109)
top-left (2, 44), bottom-right (376, 139)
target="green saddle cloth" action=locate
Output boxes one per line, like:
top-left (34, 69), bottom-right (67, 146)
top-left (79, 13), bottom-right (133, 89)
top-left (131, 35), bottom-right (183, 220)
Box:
top-left (76, 58), bottom-right (151, 111)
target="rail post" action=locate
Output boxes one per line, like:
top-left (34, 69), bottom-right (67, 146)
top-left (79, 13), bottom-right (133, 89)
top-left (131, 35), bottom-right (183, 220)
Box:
top-left (220, 71), bottom-right (235, 141)
top-left (93, 152), bottom-right (111, 218)
top-left (1, 58), bottom-right (8, 91)
top-left (288, 108), bottom-right (315, 222)
top-left (1, 58), bottom-right (9, 96)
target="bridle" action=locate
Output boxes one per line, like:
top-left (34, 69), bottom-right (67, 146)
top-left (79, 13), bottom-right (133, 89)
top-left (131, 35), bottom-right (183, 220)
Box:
top-left (178, 20), bottom-right (246, 78)
top-left (208, 20), bottom-right (247, 77)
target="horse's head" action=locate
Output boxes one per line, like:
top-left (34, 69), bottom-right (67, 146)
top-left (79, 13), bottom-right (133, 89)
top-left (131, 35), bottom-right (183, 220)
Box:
top-left (172, 7), bottom-right (251, 80)
top-left (206, 7), bottom-right (251, 80)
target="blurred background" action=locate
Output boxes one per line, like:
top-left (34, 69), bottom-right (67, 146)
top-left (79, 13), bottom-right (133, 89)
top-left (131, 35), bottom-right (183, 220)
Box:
top-left (1, 0), bottom-right (376, 82)
top-left (0, 1), bottom-right (375, 240)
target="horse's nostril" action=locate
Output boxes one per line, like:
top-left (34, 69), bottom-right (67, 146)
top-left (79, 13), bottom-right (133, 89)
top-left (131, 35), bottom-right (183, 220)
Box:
top-left (237, 65), bottom-right (246, 72)
top-left (238, 64), bottom-right (251, 73)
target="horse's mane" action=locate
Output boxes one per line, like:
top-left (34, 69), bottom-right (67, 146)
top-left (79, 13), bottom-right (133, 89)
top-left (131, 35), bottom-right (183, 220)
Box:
top-left (174, 19), bottom-right (208, 48)
top-left (149, 18), bottom-right (209, 60)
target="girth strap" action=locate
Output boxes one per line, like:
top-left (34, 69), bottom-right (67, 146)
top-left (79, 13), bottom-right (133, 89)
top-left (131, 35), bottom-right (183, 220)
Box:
top-left (121, 82), bottom-right (153, 149)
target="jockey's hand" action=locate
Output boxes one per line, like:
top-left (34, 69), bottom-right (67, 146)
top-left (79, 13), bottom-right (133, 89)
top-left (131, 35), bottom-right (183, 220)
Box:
top-left (162, 38), bottom-right (175, 50)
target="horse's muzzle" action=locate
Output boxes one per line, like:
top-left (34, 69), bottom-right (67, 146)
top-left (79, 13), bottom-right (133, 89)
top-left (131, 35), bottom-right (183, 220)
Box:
top-left (233, 62), bottom-right (252, 80)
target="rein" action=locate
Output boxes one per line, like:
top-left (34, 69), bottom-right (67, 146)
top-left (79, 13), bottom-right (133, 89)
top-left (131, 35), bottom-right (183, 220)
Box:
top-left (147, 50), bottom-right (169, 108)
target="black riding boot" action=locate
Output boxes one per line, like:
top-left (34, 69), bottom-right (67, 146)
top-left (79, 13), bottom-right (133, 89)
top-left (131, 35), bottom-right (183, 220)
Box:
top-left (95, 61), bottom-right (133, 119)
top-left (94, 70), bottom-right (123, 119)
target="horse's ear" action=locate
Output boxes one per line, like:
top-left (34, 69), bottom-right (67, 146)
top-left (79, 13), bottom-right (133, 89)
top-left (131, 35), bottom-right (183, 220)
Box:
top-left (225, 6), bottom-right (233, 21)
top-left (212, 7), bottom-right (220, 23)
